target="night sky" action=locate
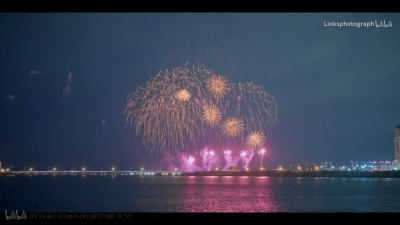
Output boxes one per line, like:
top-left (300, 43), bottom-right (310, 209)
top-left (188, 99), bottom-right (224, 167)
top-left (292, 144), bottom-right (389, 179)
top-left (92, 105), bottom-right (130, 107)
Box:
top-left (1, 13), bottom-right (399, 171)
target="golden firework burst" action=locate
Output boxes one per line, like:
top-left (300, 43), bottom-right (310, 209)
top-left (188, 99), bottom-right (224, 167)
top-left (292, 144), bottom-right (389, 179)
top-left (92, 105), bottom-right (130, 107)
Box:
top-left (202, 105), bottom-right (221, 127)
top-left (175, 89), bottom-right (191, 101)
top-left (221, 117), bottom-right (244, 137)
top-left (206, 75), bottom-right (229, 98)
top-left (245, 131), bottom-right (266, 150)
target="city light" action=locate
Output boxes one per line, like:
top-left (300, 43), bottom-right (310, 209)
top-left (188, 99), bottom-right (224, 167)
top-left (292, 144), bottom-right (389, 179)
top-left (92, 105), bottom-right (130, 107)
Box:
top-left (82, 168), bottom-right (85, 171)
top-left (53, 168), bottom-right (56, 171)
top-left (112, 167), bottom-right (115, 171)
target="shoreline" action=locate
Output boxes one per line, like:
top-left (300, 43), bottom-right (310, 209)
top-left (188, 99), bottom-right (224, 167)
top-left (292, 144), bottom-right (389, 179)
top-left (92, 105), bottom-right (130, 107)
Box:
top-left (1, 170), bottom-right (400, 178)
top-left (180, 170), bottom-right (400, 178)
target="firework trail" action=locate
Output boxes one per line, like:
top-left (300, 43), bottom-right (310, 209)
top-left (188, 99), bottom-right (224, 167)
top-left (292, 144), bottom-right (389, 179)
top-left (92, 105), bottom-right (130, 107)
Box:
top-left (222, 82), bottom-right (278, 141)
top-left (125, 65), bottom-right (224, 154)
top-left (222, 150), bottom-right (232, 171)
top-left (222, 150), bottom-right (241, 171)
top-left (243, 149), bottom-right (255, 169)
top-left (63, 72), bottom-right (72, 97)
top-left (199, 146), bottom-right (217, 171)
top-left (124, 42), bottom-right (277, 157)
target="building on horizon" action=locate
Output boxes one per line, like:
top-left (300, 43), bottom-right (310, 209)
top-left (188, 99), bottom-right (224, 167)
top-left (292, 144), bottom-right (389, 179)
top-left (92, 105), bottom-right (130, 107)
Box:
top-left (393, 124), bottom-right (400, 170)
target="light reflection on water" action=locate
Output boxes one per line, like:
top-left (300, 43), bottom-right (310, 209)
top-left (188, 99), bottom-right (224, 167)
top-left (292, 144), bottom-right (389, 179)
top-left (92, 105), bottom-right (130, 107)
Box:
top-left (1, 176), bottom-right (400, 212)
top-left (182, 176), bottom-right (284, 212)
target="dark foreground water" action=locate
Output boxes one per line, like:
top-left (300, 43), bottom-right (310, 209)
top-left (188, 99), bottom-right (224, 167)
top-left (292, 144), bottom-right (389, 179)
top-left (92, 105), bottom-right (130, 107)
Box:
top-left (1, 175), bottom-right (400, 212)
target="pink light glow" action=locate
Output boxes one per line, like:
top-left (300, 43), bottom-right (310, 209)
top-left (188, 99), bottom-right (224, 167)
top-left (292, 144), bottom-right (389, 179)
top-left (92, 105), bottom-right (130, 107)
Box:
top-left (189, 156), bottom-right (194, 164)
top-left (260, 149), bottom-right (265, 154)
top-left (224, 151), bottom-right (231, 155)
top-left (210, 151), bottom-right (215, 156)
top-left (240, 151), bottom-right (246, 157)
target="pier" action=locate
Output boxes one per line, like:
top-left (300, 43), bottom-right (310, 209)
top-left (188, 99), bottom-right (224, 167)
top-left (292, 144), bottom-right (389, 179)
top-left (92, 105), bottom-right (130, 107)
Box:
top-left (0, 170), bottom-right (184, 176)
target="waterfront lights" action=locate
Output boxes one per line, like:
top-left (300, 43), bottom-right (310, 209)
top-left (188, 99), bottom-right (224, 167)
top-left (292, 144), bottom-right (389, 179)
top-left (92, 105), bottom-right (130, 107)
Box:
top-left (29, 168), bottom-right (32, 171)
top-left (53, 168), bottom-right (56, 171)
top-left (175, 168), bottom-right (177, 171)
top-left (279, 167), bottom-right (282, 170)
top-left (82, 168), bottom-right (85, 171)
top-left (112, 167), bottom-right (115, 171)
top-left (141, 167), bottom-right (143, 171)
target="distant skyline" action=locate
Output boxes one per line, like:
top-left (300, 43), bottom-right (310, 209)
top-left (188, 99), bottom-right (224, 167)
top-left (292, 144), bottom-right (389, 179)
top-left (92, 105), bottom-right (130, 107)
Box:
top-left (0, 13), bottom-right (399, 171)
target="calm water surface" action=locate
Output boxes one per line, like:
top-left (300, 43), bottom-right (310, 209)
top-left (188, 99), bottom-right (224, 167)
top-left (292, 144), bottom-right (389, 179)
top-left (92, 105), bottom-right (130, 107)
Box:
top-left (1, 176), bottom-right (400, 212)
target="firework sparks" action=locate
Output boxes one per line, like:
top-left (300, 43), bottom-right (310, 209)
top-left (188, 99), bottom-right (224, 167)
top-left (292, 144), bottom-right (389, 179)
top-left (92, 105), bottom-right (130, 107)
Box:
top-left (221, 117), bottom-right (244, 137)
top-left (175, 89), bottom-right (191, 101)
top-left (245, 131), bottom-right (266, 150)
top-left (189, 156), bottom-right (194, 164)
top-left (124, 47), bottom-right (277, 155)
top-left (205, 75), bottom-right (229, 99)
top-left (202, 104), bottom-right (222, 127)
top-left (125, 66), bottom-right (210, 154)
top-left (224, 82), bottom-right (278, 138)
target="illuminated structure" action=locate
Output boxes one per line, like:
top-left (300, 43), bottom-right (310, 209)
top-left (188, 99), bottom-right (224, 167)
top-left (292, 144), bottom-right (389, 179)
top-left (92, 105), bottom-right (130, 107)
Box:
top-left (394, 124), bottom-right (400, 170)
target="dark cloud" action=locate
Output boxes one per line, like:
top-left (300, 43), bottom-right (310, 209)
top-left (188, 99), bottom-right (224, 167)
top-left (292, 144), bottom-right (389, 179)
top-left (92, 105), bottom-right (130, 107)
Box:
top-left (5, 94), bottom-right (14, 101)
top-left (29, 70), bottom-right (40, 77)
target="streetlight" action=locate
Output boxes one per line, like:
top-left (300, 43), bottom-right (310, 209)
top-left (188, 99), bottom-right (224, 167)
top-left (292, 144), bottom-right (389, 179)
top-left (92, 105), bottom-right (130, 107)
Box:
top-left (259, 148), bottom-right (265, 171)
top-left (112, 167), bottom-right (115, 171)
top-left (82, 168), bottom-right (85, 171)
top-left (29, 168), bottom-right (32, 171)
top-left (53, 168), bottom-right (56, 171)
top-left (141, 167), bottom-right (144, 171)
